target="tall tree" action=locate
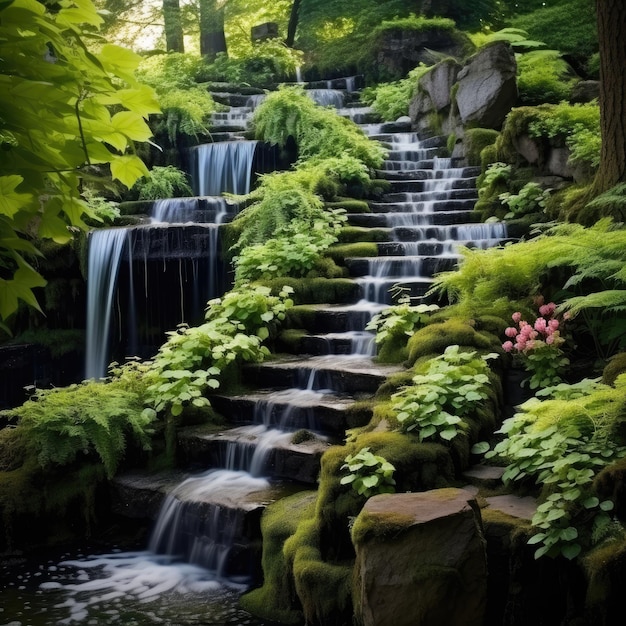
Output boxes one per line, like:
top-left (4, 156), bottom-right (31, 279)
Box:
top-left (199, 0), bottom-right (227, 59)
top-left (163, 0), bottom-right (185, 52)
top-left (592, 0), bottom-right (626, 194)
top-left (286, 0), bottom-right (302, 47)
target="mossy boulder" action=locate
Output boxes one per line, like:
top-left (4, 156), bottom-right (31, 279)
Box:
top-left (240, 491), bottom-right (317, 625)
top-left (406, 317), bottom-right (501, 366)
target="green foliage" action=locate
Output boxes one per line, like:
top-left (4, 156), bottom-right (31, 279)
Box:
top-left (431, 220), bottom-right (626, 359)
top-left (132, 165), bottom-right (192, 200)
top-left (511, 0), bottom-right (598, 67)
top-left (81, 189), bottom-right (121, 226)
top-left (0, 361), bottom-right (157, 478)
top-left (361, 64), bottom-right (430, 121)
top-left (201, 40), bottom-right (303, 86)
top-left (499, 182), bottom-right (550, 219)
top-left (478, 162), bottom-right (511, 199)
top-left (373, 15), bottom-right (456, 37)
top-left (0, 0), bottom-right (159, 326)
top-left (526, 102), bottom-right (601, 169)
top-left (145, 285), bottom-right (294, 415)
top-left (392, 345), bottom-right (498, 442)
top-left (517, 50), bottom-right (575, 105)
top-left (482, 375), bottom-right (626, 559)
top-left (156, 87), bottom-right (215, 142)
top-left (578, 184), bottom-right (626, 226)
top-left (252, 86), bottom-right (386, 170)
top-left (339, 447), bottom-right (396, 498)
top-left (365, 295), bottom-right (439, 349)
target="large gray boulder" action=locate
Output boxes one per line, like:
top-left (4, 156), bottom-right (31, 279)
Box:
top-left (455, 42), bottom-right (518, 129)
top-left (352, 488), bottom-right (488, 626)
top-left (409, 59), bottom-right (462, 134)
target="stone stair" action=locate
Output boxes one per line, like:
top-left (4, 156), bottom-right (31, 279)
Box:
top-left (110, 82), bottom-right (512, 584)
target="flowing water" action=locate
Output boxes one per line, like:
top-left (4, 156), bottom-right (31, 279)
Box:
top-left (18, 85), bottom-right (511, 625)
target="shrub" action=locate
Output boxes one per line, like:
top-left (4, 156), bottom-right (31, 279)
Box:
top-left (392, 345), bottom-right (498, 443)
top-left (517, 50), bottom-right (575, 105)
top-left (132, 165), bottom-right (192, 200)
top-left (481, 374), bottom-right (626, 559)
top-left (340, 447), bottom-right (396, 498)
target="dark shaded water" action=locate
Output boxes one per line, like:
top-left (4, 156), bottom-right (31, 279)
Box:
top-left (0, 545), bottom-right (273, 626)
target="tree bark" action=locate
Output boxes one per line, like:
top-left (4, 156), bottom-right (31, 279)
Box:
top-left (286, 0), bottom-right (302, 48)
top-left (199, 0), bottom-right (227, 60)
top-left (593, 0), bottom-right (626, 193)
top-left (163, 0), bottom-right (184, 52)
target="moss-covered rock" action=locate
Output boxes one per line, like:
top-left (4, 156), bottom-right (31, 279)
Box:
top-left (602, 352), bottom-right (626, 386)
top-left (337, 227), bottom-right (389, 244)
top-left (406, 318), bottom-right (501, 367)
top-left (325, 199), bottom-right (371, 214)
top-left (260, 278), bottom-right (360, 305)
top-left (464, 128), bottom-right (500, 167)
top-left (240, 491), bottom-right (317, 625)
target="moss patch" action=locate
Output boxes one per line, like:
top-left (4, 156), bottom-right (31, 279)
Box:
top-left (337, 227), bottom-right (389, 244)
top-left (240, 491), bottom-right (317, 625)
top-left (351, 509), bottom-right (415, 546)
top-left (260, 278), bottom-right (360, 305)
top-left (406, 317), bottom-right (501, 366)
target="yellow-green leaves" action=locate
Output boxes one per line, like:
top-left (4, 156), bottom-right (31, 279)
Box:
top-left (0, 0), bottom-right (157, 324)
top-left (0, 176), bottom-right (32, 218)
top-left (110, 155), bottom-right (150, 188)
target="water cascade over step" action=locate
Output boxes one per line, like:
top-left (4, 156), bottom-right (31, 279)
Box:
top-left (190, 140), bottom-right (258, 196)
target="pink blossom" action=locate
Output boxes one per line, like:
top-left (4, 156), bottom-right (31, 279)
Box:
top-left (526, 340), bottom-right (536, 351)
top-left (534, 317), bottom-right (547, 333)
top-left (548, 319), bottom-right (559, 331)
top-left (514, 339), bottom-right (527, 351)
top-left (502, 341), bottom-right (514, 352)
top-left (539, 302), bottom-right (556, 317)
top-left (546, 334), bottom-right (555, 345)
top-left (505, 327), bottom-right (517, 338)
top-left (512, 312), bottom-right (522, 323)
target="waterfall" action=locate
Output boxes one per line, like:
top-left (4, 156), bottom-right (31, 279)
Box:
top-left (85, 228), bottom-right (129, 380)
top-left (306, 89), bottom-right (344, 108)
top-left (190, 141), bottom-right (258, 196)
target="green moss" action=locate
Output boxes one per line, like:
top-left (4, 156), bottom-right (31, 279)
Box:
top-left (277, 328), bottom-right (307, 353)
top-left (464, 128), bottom-right (500, 167)
top-left (406, 318), bottom-right (501, 367)
top-left (325, 199), bottom-right (371, 214)
top-left (583, 537), bottom-right (626, 617)
top-left (117, 200), bottom-right (154, 216)
top-left (350, 509), bottom-right (414, 546)
top-left (240, 491), bottom-right (317, 625)
top-left (259, 278), bottom-right (360, 305)
top-left (325, 242), bottom-right (378, 265)
top-left (603, 353), bottom-right (626, 386)
top-left (337, 227), bottom-right (389, 244)
top-left (375, 335), bottom-right (410, 364)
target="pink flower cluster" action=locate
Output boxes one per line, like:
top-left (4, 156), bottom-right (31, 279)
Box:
top-left (502, 301), bottom-right (565, 354)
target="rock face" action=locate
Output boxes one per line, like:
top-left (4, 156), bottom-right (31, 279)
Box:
top-left (375, 28), bottom-right (473, 81)
top-left (409, 41), bottom-right (517, 142)
top-left (455, 42), bottom-right (518, 129)
top-left (352, 488), bottom-right (488, 626)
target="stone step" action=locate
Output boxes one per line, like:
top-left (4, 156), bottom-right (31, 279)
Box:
top-left (349, 210), bottom-right (477, 228)
top-left (209, 388), bottom-right (368, 436)
top-left (378, 189), bottom-right (478, 203)
top-left (385, 179), bottom-right (477, 193)
top-left (243, 354), bottom-right (402, 394)
top-left (109, 469), bottom-right (295, 580)
top-left (376, 238), bottom-right (512, 256)
top-left (356, 276), bottom-right (435, 305)
top-left (392, 222), bottom-right (506, 242)
top-left (285, 303), bottom-right (385, 335)
top-left (345, 255), bottom-right (459, 278)
top-left (370, 197), bottom-right (478, 212)
top-left (176, 424), bottom-right (330, 484)
top-left (282, 330), bottom-right (376, 358)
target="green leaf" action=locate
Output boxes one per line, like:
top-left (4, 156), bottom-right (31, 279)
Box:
top-left (561, 543), bottom-right (582, 560)
top-left (0, 175), bottom-right (32, 217)
top-left (110, 155), bottom-right (150, 188)
top-left (471, 441), bottom-right (490, 454)
top-left (0, 257), bottom-right (46, 319)
top-left (111, 111), bottom-right (153, 142)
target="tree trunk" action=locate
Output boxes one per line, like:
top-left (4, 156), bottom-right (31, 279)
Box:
top-left (286, 0), bottom-right (302, 48)
top-left (593, 0), bottom-right (626, 193)
top-left (199, 0), bottom-right (227, 60)
top-left (163, 0), bottom-right (184, 52)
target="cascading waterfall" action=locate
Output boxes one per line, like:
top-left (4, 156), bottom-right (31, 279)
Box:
top-left (85, 228), bottom-right (130, 380)
top-left (191, 140), bottom-right (258, 196)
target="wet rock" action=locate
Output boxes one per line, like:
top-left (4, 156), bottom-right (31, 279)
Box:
top-left (352, 488), bottom-right (487, 626)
